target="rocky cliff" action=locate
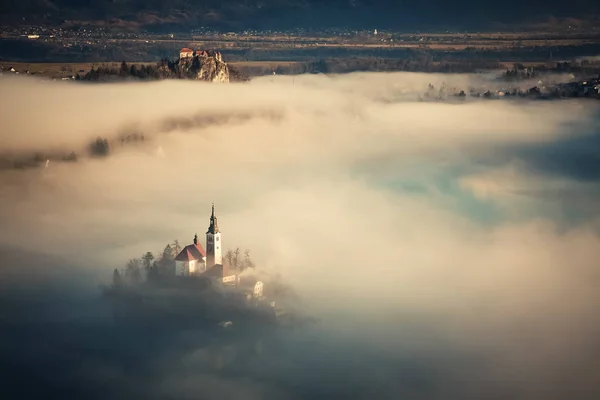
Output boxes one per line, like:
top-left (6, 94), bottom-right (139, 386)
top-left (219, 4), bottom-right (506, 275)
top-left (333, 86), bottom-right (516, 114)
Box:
top-left (80, 52), bottom-right (232, 83)
top-left (176, 52), bottom-right (230, 83)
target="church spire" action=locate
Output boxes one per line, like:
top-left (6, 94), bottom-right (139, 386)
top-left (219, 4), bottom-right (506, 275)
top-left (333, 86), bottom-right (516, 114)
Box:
top-left (207, 202), bottom-right (220, 234)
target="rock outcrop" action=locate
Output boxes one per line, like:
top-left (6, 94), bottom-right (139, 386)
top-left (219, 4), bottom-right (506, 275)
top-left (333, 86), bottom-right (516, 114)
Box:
top-left (79, 51), bottom-right (232, 83)
top-left (178, 51), bottom-right (229, 83)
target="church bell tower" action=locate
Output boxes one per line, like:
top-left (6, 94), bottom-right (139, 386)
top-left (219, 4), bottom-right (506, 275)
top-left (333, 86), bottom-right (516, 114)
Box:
top-left (206, 203), bottom-right (222, 267)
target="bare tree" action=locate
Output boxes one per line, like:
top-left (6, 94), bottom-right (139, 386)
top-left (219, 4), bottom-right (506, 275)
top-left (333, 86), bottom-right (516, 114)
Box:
top-left (225, 249), bottom-right (234, 268)
top-left (243, 249), bottom-right (255, 271)
top-left (233, 248), bottom-right (240, 269)
top-left (224, 247), bottom-right (255, 271)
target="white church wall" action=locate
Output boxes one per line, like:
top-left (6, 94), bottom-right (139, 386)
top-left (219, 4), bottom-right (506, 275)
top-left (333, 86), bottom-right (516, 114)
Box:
top-left (214, 232), bottom-right (222, 265)
top-left (176, 258), bottom-right (207, 276)
top-left (175, 260), bottom-right (187, 275)
top-left (188, 259), bottom-right (198, 274)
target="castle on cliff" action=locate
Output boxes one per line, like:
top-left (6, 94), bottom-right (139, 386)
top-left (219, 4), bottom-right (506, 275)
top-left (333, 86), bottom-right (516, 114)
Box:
top-left (179, 48), bottom-right (223, 62)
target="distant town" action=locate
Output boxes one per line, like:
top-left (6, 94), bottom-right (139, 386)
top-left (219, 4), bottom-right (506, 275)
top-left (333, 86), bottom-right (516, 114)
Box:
top-left (3, 23), bottom-right (600, 66)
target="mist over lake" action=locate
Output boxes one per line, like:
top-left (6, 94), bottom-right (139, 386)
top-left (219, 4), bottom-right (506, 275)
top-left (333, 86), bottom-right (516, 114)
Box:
top-left (1, 72), bottom-right (600, 400)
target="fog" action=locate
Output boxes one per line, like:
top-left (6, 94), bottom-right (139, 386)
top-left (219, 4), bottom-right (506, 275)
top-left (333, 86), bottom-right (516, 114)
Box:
top-left (1, 73), bottom-right (599, 400)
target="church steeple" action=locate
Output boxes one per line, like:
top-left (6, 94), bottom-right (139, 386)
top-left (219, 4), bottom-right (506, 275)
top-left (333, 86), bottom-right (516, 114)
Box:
top-left (206, 203), bottom-right (222, 267)
top-left (207, 202), bottom-right (220, 234)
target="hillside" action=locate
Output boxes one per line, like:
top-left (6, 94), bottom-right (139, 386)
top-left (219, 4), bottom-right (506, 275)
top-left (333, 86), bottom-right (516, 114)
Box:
top-left (1, 0), bottom-right (600, 31)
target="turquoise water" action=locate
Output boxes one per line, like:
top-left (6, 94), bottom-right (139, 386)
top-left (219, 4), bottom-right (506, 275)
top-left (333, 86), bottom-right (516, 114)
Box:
top-left (348, 156), bottom-right (594, 228)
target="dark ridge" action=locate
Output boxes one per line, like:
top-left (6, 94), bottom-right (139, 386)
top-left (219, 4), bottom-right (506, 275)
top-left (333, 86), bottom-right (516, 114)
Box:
top-left (0, 1), bottom-right (599, 31)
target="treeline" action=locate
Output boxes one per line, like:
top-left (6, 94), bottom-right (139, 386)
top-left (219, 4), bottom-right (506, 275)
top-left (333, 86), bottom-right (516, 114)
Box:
top-left (77, 60), bottom-right (249, 82)
top-left (503, 61), bottom-right (600, 81)
top-left (308, 58), bottom-right (503, 74)
top-left (224, 248), bottom-right (255, 271)
top-left (0, 133), bottom-right (148, 171)
top-left (111, 240), bottom-right (255, 288)
top-left (0, 150), bottom-right (78, 171)
top-left (113, 241), bottom-right (180, 287)
top-left (1, 132), bottom-right (146, 171)
top-left (77, 60), bottom-right (165, 81)
top-left (237, 58), bottom-right (503, 76)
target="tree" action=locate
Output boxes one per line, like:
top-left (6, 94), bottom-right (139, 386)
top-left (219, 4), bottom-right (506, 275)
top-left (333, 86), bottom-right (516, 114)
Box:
top-left (147, 260), bottom-right (160, 282)
top-left (242, 249), bottom-right (255, 271)
top-left (142, 252), bottom-right (155, 271)
top-left (112, 268), bottom-right (123, 288)
top-left (90, 137), bottom-right (109, 157)
top-left (86, 67), bottom-right (98, 81)
top-left (125, 258), bottom-right (142, 285)
top-left (225, 249), bottom-right (234, 268)
top-left (162, 244), bottom-right (173, 261)
top-left (63, 151), bottom-right (77, 162)
top-left (158, 244), bottom-right (176, 276)
top-left (171, 240), bottom-right (181, 258)
top-left (233, 248), bottom-right (240, 269)
top-left (138, 66), bottom-right (147, 79)
top-left (131, 267), bottom-right (142, 284)
top-left (225, 247), bottom-right (254, 271)
top-left (119, 60), bottom-right (128, 77)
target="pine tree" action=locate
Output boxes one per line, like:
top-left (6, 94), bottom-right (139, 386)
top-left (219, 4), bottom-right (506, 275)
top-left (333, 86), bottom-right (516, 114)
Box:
top-left (112, 268), bottom-right (123, 288)
top-left (162, 244), bottom-right (173, 261)
top-left (171, 240), bottom-right (181, 258)
top-left (125, 258), bottom-right (142, 284)
top-left (120, 60), bottom-right (128, 77)
top-left (142, 252), bottom-right (155, 271)
top-left (130, 64), bottom-right (138, 77)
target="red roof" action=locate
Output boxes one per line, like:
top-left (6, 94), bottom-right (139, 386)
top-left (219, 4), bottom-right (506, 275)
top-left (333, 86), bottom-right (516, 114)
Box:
top-left (180, 48), bottom-right (193, 53)
top-left (175, 243), bottom-right (206, 261)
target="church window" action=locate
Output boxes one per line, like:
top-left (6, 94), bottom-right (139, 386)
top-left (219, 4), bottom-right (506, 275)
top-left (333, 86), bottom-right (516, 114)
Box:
top-left (216, 237), bottom-right (219, 241)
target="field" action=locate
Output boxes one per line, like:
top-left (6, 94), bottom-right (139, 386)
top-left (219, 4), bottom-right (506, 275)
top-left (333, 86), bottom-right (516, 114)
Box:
top-left (1, 30), bottom-right (599, 78)
top-left (91, 33), bottom-right (600, 52)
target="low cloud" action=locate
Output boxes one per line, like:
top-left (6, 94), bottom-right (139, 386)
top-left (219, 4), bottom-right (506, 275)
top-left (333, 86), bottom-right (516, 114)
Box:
top-left (1, 73), bottom-right (599, 400)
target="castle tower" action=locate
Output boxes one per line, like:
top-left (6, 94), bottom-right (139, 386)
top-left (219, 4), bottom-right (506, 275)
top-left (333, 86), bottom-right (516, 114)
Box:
top-left (206, 203), bottom-right (222, 267)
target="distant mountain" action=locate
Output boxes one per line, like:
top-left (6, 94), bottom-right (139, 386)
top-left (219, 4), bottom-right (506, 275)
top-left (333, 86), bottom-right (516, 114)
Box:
top-left (1, 0), bottom-right (599, 31)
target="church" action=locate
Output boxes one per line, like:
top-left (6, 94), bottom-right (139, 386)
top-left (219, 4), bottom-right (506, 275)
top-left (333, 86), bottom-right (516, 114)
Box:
top-left (174, 204), bottom-right (237, 284)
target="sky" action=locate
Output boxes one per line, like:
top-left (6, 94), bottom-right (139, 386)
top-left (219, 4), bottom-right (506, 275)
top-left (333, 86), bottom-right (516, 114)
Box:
top-left (0, 73), bottom-right (600, 399)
